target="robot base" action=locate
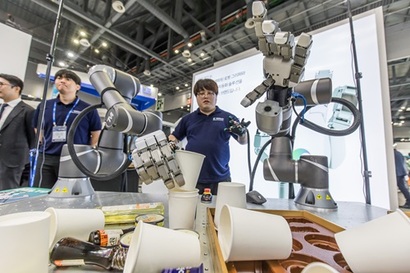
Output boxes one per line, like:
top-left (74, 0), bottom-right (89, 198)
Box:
top-left (294, 186), bottom-right (337, 211)
top-left (48, 178), bottom-right (95, 198)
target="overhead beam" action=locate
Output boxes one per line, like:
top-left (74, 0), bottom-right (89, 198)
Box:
top-left (136, 0), bottom-right (189, 40)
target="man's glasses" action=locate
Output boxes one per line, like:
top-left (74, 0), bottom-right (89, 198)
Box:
top-left (197, 91), bottom-right (216, 97)
top-left (0, 82), bottom-right (14, 88)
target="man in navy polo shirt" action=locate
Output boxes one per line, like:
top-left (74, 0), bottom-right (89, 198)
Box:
top-left (32, 69), bottom-right (102, 188)
top-left (169, 79), bottom-right (248, 194)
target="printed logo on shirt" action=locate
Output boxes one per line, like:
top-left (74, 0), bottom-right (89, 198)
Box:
top-left (213, 117), bottom-right (224, 122)
top-left (72, 110), bottom-right (82, 114)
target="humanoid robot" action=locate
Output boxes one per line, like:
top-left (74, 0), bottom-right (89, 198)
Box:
top-left (243, 1), bottom-right (361, 209)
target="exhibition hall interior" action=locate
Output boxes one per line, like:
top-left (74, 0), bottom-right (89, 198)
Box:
top-left (1, 0), bottom-right (409, 139)
top-left (1, 1), bottom-right (410, 272)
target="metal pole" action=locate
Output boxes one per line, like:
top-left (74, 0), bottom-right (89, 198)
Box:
top-left (346, 0), bottom-right (372, 204)
top-left (31, 0), bottom-right (66, 187)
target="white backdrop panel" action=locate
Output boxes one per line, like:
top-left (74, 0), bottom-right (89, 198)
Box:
top-left (0, 24), bottom-right (31, 80)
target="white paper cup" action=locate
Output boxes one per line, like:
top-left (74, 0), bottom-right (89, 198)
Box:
top-left (218, 205), bottom-right (292, 262)
top-left (45, 207), bottom-right (105, 250)
top-left (123, 221), bottom-right (201, 273)
top-left (335, 209), bottom-right (410, 273)
top-left (214, 182), bottom-right (246, 228)
top-left (301, 262), bottom-right (339, 273)
top-left (168, 189), bottom-right (199, 229)
top-left (0, 211), bottom-right (50, 273)
top-left (174, 150), bottom-right (205, 191)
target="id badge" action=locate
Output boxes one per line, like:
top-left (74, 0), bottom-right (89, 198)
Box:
top-left (52, 125), bottom-right (67, 142)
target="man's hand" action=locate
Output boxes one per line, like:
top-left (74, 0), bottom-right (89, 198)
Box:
top-left (225, 116), bottom-right (251, 137)
top-left (168, 141), bottom-right (179, 152)
top-left (168, 134), bottom-right (180, 152)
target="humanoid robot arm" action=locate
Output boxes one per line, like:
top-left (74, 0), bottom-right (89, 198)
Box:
top-left (64, 65), bottom-right (162, 182)
top-left (88, 66), bottom-right (184, 189)
top-left (88, 65), bottom-right (161, 135)
top-left (54, 65), bottom-right (181, 196)
top-left (243, 1), bottom-right (360, 210)
top-left (241, 1), bottom-right (313, 109)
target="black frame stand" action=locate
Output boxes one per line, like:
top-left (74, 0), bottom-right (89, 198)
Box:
top-left (31, 0), bottom-right (66, 187)
top-left (346, 0), bottom-right (372, 204)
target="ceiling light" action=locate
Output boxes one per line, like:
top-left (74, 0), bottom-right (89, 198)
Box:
top-left (184, 83), bottom-right (188, 87)
top-left (79, 38), bottom-right (91, 47)
top-left (176, 87), bottom-right (180, 90)
top-left (73, 39), bottom-right (79, 45)
top-left (182, 49), bottom-right (191, 58)
top-left (174, 49), bottom-right (180, 54)
top-left (94, 49), bottom-right (100, 54)
top-left (112, 1), bottom-right (126, 13)
top-left (200, 52), bottom-right (205, 57)
top-left (158, 92), bottom-right (162, 96)
top-left (187, 42), bottom-right (193, 47)
top-left (101, 42), bottom-right (108, 48)
top-left (58, 61), bottom-right (66, 67)
top-left (79, 31), bottom-right (87, 37)
top-left (245, 18), bottom-right (255, 29)
top-left (67, 52), bottom-right (74, 58)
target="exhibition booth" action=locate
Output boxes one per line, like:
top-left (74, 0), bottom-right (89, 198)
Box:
top-left (0, 1), bottom-right (408, 273)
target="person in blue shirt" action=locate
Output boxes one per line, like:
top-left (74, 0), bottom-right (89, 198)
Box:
top-left (32, 69), bottom-right (102, 188)
top-left (394, 147), bottom-right (410, 209)
top-left (169, 79), bottom-right (249, 194)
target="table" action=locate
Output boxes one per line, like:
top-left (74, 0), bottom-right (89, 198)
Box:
top-left (0, 191), bottom-right (389, 272)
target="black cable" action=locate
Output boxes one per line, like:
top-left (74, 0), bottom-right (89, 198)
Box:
top-left (293, 97), bottom-right (361, 137)
top-left (246, 129), bottom-right (252, 181)
top-left (249, 137), bottom-right (271, 192)
top-left (67, 103), bottom-right (132, 181)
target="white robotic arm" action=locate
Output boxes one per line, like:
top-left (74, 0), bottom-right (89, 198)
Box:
top-left (50, 65), bottom-right (180, 197)
top-left (88, 65), bottom-right (162, 135)
top-left (244, 1), bottom-right (347, 210)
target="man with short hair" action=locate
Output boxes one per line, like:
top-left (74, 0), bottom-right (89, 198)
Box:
top-left (0, 74), bottom-right (35, 190)
top-left (168, 78), bottom-right (249, 194)
top-left (32, 69), bottom-right (102, 188)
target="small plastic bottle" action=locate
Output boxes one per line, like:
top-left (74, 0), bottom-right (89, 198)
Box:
top-left (50, 237), bottom-right (127, 270)
top-left (201, 188), bottom-right (213, 203)
top-left (89, 226), bottom-right (135, 247)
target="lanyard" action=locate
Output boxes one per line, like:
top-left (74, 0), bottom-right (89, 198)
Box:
top-left (53, 98), bottom-right (80, 126)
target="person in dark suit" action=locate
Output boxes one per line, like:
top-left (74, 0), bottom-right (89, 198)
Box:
top-left (0, 74), bottom-right (35, 190)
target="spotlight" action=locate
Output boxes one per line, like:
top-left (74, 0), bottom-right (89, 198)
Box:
top-left (245, 18), bottom-right (255, 29)
top-left (182, 49), bottom-right (191, 58)
top-left (79, 38), bottom-right (90, 47)
top-left (112, 1), bottom-right (126, 13)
